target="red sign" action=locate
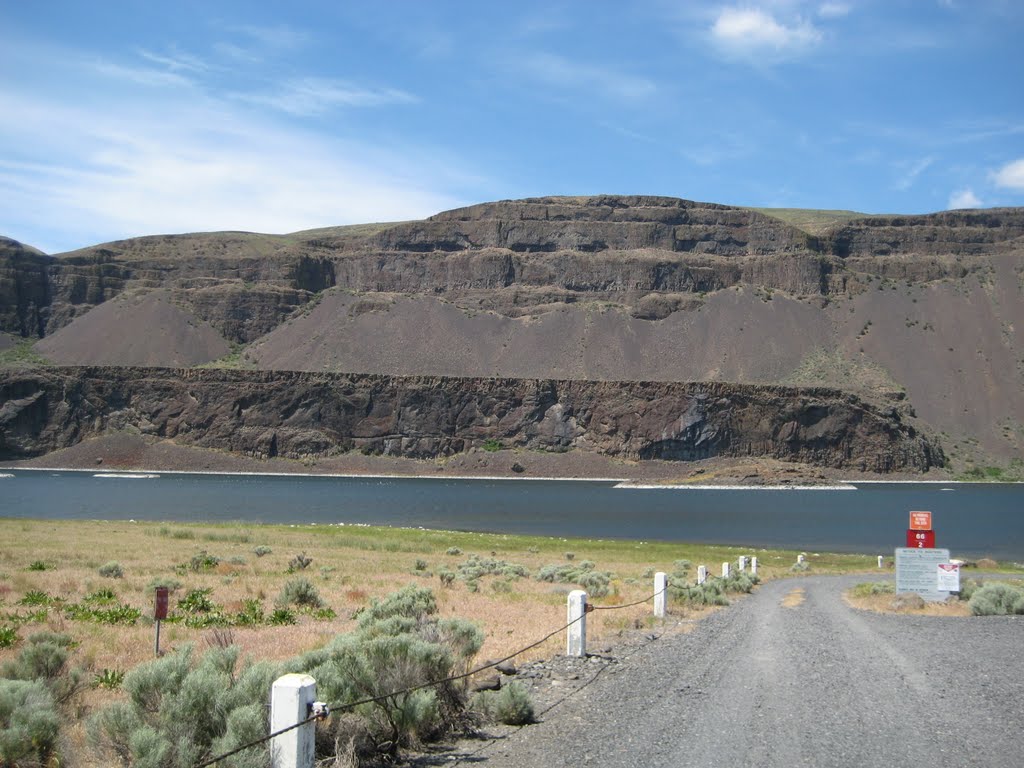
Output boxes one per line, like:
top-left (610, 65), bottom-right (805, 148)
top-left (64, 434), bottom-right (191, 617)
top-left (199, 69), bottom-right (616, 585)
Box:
top-left (154, 587), bottom-right (169, 620)
top-left (906, 529), bottom-right (936, 548)
top-left (909, 511), bottom-right (932, 531)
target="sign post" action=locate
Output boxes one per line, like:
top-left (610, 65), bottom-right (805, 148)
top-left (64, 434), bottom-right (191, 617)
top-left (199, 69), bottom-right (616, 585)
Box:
top-left (895, 548), bottom-right (952, 601)
top-left (154, 587), bottom-right (169, 656)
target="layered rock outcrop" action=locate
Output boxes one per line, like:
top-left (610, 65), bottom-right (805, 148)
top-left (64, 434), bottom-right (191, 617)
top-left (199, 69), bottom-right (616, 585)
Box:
top-left (0, 366), bottom-right (942, 473)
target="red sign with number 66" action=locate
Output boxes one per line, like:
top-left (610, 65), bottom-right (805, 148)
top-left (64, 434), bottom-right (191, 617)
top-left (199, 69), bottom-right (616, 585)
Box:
top-left (906, 529), bottom-right (936, 548)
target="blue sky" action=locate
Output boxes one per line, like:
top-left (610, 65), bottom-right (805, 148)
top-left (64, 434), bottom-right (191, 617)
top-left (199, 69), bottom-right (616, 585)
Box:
top-left (2, 1), bottom-right (1022, 253)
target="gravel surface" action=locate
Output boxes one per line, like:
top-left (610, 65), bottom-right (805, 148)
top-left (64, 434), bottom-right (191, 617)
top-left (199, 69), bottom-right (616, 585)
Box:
top-left (424, 575), bottom-right (1023, 767)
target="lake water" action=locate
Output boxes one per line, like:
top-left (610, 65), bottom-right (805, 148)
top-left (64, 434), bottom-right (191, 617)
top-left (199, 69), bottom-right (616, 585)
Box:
top-left (1, 469), bottom-right (1022, 561)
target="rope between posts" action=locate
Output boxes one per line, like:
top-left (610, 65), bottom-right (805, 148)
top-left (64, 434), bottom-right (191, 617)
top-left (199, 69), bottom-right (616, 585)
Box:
top-left (195, 610), bottom-right (589, 765)
top-left (589, 584), bottom-right (668, 611)
top-left (197, 583), bottom-right (668, 767)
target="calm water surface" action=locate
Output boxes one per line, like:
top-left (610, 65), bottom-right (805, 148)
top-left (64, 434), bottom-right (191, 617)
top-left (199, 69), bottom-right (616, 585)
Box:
top-left (1, 470), bottom-right (1021, 560)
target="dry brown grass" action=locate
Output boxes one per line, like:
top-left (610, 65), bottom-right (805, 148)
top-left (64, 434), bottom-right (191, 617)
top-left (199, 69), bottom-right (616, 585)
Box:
top-left (781, 587), bottom-right (806, 608)
top-left (0, 519), bottom-right (877, 766)
top-left (844, 592), bottom-right (971, 617)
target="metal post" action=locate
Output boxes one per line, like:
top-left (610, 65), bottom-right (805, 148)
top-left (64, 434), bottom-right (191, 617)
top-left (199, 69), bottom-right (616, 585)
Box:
top-left (567, 590), bottom-right (587, 658)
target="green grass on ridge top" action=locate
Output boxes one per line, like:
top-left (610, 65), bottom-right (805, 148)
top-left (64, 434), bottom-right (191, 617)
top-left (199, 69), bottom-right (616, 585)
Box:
top-left (746, 207), bottom-right (880, 235)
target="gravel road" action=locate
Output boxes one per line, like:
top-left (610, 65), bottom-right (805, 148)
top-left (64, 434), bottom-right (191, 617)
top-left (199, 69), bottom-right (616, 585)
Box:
top-left (445, 575), bottom-right (1023, 768)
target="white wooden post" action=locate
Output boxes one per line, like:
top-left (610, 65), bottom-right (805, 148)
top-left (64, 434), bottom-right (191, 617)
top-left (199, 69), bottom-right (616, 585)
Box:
top-left (738, 556), bottom-right (747, 572)
top-left (878, 555), bottom-right (884, 568)
top-left (797, 554), bottom-right (805, 565)
top-left (271, 674), bottom-right (317, 768)
top-left (751, 557), bottom-right (758, 576)
top-left (654, 572), bottom-right (667, 618)
top-left (697, 565), bottom-right (707, 585)
top-left (722, 562), bottom-right (730, 578)
top-left (567, 590), bottom-right (587, 657)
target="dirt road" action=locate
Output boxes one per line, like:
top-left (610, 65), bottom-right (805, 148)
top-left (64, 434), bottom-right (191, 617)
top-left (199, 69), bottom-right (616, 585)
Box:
top-left (463, 575), bottom-right (1023, 768)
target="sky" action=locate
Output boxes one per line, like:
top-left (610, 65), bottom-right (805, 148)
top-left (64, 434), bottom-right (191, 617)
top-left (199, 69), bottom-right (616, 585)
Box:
top-left (1, 1), bottom-right (1022, 254)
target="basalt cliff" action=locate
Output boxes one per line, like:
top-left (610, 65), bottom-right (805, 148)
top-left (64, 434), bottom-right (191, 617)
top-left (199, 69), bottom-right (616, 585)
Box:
top-left (3, 195), bottom-right (1024, 476)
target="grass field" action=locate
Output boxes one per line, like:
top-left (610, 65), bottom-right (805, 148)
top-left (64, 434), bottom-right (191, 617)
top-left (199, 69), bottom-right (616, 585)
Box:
top-left (1, 518), bottom-right (1017, 764)
top-left (0, 519), bottom-right (881, 673)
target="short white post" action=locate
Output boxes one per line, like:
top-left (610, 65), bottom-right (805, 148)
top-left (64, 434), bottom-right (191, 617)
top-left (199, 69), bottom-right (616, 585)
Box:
top-left (697, 565), bottom-right (707, 585)
top-left (797, 554), bottom-right (805, 565)
top-left (877, 555), bottom-right (884, 568)
top-left (751, 557), bottom-right (758, 576)
top-left (722, 562), bottom-right (730, 578)
top-left (654, 572), bottom-right (667, 618)
top-left (738, 556), bottom-right (747, 572)
top-left (567, 590), bottom-right (587, 657)
top-left (271, 674), bottom-right (317, 768)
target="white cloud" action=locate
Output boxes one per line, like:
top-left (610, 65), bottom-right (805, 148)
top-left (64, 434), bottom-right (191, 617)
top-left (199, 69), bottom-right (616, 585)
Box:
top-left (991, 158), bottom-right (1024, 191)
top-left (0, 84), bottom-right (467, 253)
top-left (947, 188), bottom-right (981, 209)
top-left (517, 52), bottom-right (657, 103)
top-left (710, 7), bottom-right (822, 59)
top-left (229, 77), bottom-right (418, 116)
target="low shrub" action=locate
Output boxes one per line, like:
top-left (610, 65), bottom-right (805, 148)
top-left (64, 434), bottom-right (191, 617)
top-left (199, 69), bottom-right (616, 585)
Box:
top-left (0, 679), bottom-right (60, 766)
top-left (297, 585), bottom-right (483, 760)
top-left (88, 644), bottom-right (280, 768)
top-left (790, 561), bottom-right (810, 572)
top-left (93, 668), bottom-right (126, 690)
top-left (536, 560), bottom-right (613, 598)
top-left (188, 550), bottom-right (220, 572)
top-left (457, 555), bottom-right (530, 584)
top-left (1, 632), bottom-right (84, 707)
top-left (26, 561), bottom-right (48, 572)
top-left (473, 681), bottom-right (535, 725)
top-left (98, 561), bottom-right (124, 578)
top-left (445, 547), bottom-right (462, 556)
top-left (17, 590), bottom-right (55, 607)
top-left (277, 577), bottom-right (325, 609)
top-left (253, 545), bottom-right (272, 557)
top-left (968, 582), bottom-right (1024, 616)
top-left (850, 582), bottom-right (896, 598)
top-left (0, 627), bottom-right (17, 649)
top-left (288, 552), bottom-right (313, 572)
top-left (670, 579), bottom-right (730, 606)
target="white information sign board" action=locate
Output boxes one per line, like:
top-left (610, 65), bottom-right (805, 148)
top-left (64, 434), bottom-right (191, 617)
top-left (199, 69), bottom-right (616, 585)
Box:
top-left (937, 563), bottom-right (961, 593)
top-left (895, 548), bottom-right (952, 602)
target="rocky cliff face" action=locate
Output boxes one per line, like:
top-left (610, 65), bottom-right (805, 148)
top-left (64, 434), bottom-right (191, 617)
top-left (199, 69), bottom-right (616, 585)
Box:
top-left (7, 198), bottom-right (1024, 342)
top-left (0, 366), bottom-right (942, 473)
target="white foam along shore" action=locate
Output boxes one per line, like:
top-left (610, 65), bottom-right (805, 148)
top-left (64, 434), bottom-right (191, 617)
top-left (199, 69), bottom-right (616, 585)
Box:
top-left (614, 482), bottom-right (858, 490)
top-left (0, 466), bottom-right (625, 483)
top-left (93, 473), bottom-right (161, 479)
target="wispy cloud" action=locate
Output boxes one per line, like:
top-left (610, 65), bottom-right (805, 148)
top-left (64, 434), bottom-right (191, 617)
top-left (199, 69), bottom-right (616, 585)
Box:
top-left (948, 188), bottom-right (981, 208)
top-left (991, 158), bottom-right (1024, 191)
top-left (137, 47), bottom-right (209, 74)
top-left (229, 77), bottom-right (418, 117)
top-left (709, 7), bottom-right (822, 61)
top-left (90, 59), bottom-right (194, 89)
top-left (894, 156), bottom-right (934, 190)
top-left (515, 52), bottom-right (657, 103)
top-left (0, 78), bottom-right (464, 253)
top-left (234, 24), bottom-right (308, 50)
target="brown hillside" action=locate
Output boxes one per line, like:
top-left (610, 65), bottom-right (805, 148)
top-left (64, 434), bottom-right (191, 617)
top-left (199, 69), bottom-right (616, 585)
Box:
top-left (33, 290), bottom-right (230, 367)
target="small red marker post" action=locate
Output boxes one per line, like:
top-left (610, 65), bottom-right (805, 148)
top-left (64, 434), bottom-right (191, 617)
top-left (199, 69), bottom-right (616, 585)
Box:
top-left (154, 587), bottom-right (169, 656)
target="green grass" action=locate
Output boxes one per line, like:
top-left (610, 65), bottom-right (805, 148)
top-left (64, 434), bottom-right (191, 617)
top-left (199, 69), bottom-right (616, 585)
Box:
top-left (0, 337), bottom-right (50, 368)
top-left (746, 207), bottom-right (879, 236)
